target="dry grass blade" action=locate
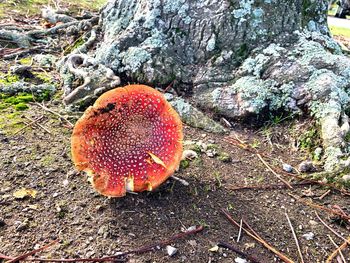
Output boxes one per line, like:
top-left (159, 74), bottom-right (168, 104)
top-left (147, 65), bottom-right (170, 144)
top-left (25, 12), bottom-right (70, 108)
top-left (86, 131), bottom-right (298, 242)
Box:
top-left (326, 236), bottom-right (350, 263)
top-left (229, 181), bottom-right (314, 191)
top-left (285, 212), bottom-right (305, 263)
top-left (237, 218), bottom-right (243, 243)
top-left (315, 212), bottom-right (350, 245)
top-left (328, 235), bottom-right (347, 263)
top-left (0, 253), bottom-right (13, 260)
top-left (289, 194), bottom-right (350, 221)
top-left (6, 240), bottom-right (58, 263)
top-left (257, 154), bottom-right (293, 188)
top-left (221, 209), bottom-right (295, 263)
top-left (34, 102), bottom-right (74, 128)
top-left (225, 136), bottom-right (350, 196)
top-left (217, 241), bottom-right (261, 263)
top-left (24, 116), bottom-right (51, 134)
top-left (1, 227), bottom-right (203, 262)
top-left (13, 116), bottom-right (44, 135)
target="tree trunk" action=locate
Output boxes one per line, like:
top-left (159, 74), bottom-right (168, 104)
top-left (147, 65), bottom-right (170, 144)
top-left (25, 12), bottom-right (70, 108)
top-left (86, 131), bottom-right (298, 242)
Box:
top-left (60, 0), bottom-right (350, 173)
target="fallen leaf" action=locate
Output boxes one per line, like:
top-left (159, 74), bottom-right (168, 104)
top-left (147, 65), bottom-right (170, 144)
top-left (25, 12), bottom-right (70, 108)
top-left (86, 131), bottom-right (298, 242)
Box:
top-left (148, 152), bottom-right (167, 169)
top-left (13, 188), bottom-right (37, 199)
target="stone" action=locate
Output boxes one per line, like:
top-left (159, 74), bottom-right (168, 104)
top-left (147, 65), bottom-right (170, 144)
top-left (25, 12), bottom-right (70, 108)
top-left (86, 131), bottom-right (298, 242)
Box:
top-left (181, 150), bottom-right (198, 160)
top-left (166, 245), bottom-right (178, 257)
top-left (302, 232), bottom-right (315, 240)
top-left (235, 258), bottom-right (248, 263)
top-left (206, 149), bottom-right (217, 158)
top-left (282, 163), bottom-right (293, 173)
top-left (298, 160), bottom-right (316, 173)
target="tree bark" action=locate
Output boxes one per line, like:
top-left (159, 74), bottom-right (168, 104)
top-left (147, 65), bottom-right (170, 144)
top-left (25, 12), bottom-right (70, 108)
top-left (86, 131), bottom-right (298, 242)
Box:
top-left (60, 0), bottom-right (350, 173)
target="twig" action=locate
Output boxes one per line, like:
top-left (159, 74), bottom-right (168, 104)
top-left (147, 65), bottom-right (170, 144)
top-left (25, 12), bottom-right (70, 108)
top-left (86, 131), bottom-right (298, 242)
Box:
top-left (0, 253), bottom-right (12, 260)
top-left (221, 209), bottom-right (295, 263)
top-left (257, 153), bottom-right (293, 189)
top-left (326, 237), bottom-right (350, 263)
top-left (3, 46), bottom-right (50, 60)
top-left (328, 235), bottom-right (347, 263)
top-left (24, 116), bottom-right (51, 134)
top-left (1, 226), bottom-right (203, 262)
top-left (6, 240), bottom-right (58, 263)
top-left (237, 218), bottom-right (243, 243)
top-left (19, 257), bottom-right (125, 262)
top-left (225, 136), bottom-right (350, 196)
top-left (34, 102), bottom-right (74, 128)
top-left (289, 193), bottom-right (350, 221)
top-left (111, 225), bottom-right (204, 258)
top-left (170, 175), bottom-right (189, 186)
top-left (285, 212), bottom-right (305, 263)
top-left (217, 241), bottom-right (261, 263)
top-left (229, 181), bottom-right (314, 191)
top-left (13, 116), bottom-right (44, 135)
top-left (315, 212), bottom-right (350, 245)
top-left (319, 190), bottom-right (331, 200)
top-left (163, 80), bottom-right (175, 93)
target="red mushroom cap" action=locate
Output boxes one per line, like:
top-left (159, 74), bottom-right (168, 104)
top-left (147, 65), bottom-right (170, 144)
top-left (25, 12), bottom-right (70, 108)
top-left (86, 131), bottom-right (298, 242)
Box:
top-left (71, 84), bottom-right (183, 197)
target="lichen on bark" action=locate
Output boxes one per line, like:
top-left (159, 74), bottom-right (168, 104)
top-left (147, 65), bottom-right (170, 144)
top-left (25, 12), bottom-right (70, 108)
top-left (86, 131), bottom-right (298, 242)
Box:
top-left (60, 0), bottom-right (350, 174)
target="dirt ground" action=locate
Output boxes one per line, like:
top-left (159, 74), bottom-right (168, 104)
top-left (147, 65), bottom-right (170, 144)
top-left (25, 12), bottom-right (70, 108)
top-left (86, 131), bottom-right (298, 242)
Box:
top-left (1, 3), bottom-right (350, 263)
top-left (0, 100), bottom-right (349, 262)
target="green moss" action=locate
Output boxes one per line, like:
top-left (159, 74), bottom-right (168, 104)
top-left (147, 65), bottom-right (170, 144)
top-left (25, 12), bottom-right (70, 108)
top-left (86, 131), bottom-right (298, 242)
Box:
top-left (64, 37), bottom-right (85, 55)
top-left (33, 72), bottom-right (52, 84)
top-left (14, 102), bottom-right (29, 111)
top-left (0, 73), bottom-right (20, 85)
top-left (298, 127), bottom-right (321, 152)
top-left (189, 144), bottom-right (202, 154)
top-left (217, 152), bottom-right (232, 163)
top-left (0, 111), bottom-right (24, 135)
top-left (19, 57), bottom-right (33, 65)
top-left (0, 91), bottom-right (53, 111)
top-left (4, 93), bottom-right (34, 104)
top-left (207, 144), bottom-right (219, 150)
top-left (180, 159), bottom-right (190, 169)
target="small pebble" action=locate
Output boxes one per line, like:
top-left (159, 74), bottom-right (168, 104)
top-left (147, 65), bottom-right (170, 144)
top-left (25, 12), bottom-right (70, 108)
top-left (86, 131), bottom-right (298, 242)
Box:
top-left (302, 232), bottom-right (315, 240)
top-left (166, 245), bottom-right (178, 257)
top-left (206, 149), bottom-right (217, 158)
top-left (187, 226), bottom-right (197, 231)
top-left (282, 163), bottom-right (293, 173)
top-left (235, 257), bottom-right (248, 263)
top-left (181, 150), bottom-right (198, 160)
top-left (62, 179), bottom-right (69, 187)
top-left (298, 160), bottom-right (316, 173)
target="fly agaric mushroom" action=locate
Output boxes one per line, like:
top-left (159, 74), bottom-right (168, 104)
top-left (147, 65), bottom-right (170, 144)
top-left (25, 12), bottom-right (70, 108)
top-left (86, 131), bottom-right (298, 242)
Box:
top-left (71, 84), bottom-right (183, 197)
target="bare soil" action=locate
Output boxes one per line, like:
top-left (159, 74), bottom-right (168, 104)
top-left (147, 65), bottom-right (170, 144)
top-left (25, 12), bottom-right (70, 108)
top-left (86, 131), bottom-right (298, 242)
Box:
top-left (0, 101), bottom-right (349, 263)
top-left (0, 5), bottom-right (349, 263)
